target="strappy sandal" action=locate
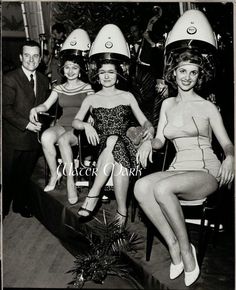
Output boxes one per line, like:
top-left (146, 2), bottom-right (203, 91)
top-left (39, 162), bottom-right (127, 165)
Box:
top-left (77, 195), bottom-right (100, 218)
top-left (114, 210), bottom-right (128, 229)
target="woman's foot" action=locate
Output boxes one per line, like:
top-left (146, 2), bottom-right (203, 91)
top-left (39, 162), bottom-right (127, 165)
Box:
top-left (44, 172), bottom-right (62, 192)
top-left (114, 210), bottom-right (127, 229)
top-left (77, 195), bottom-right (100, 217)
top-left (67, 182), bottom-right (78, 205)
top-left (169, 241), bottom-right (183, 279)
top-left (170, 260), bottom-right (184, 279)
top-left (184, 244), bottom-right (200, 286)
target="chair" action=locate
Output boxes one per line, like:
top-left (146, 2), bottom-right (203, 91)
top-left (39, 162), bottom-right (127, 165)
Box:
top-left (74, 131), bottom-right (96, 190)
top-left (145, 141), bottom-right (226, 267)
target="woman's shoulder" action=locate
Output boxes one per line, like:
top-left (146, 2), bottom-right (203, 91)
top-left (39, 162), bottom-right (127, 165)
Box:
top-left (52, 84), bottom-right (63, 93)
top-left (121, 91), bottom-right (136, 101)
top-left (200, 99), bottom-right (220, 115)
top-left (83, 92), bottom-right (97, 103)
top-left (162, 97), bottom-right (176, 107)
top-left (79, 81), bottom-right (93, 90)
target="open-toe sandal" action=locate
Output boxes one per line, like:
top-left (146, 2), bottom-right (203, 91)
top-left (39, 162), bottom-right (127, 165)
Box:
top-left (77, 195), bottom-right (100, 219)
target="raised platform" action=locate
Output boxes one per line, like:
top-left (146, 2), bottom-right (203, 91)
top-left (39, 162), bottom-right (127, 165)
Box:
top-left (29, 157), bottom-right (233, 290)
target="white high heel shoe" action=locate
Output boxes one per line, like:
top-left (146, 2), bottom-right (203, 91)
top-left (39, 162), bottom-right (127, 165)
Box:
top-left (44, 172), bottom-right (63, 192)
top-left (184, 244), bottom-right (200, 286)
top-left (67, 183), bottom-right (79, 205)
top-left (68, 196), bottom-right (79, 205)
top-left (170, 260), bottom-right (184, 279)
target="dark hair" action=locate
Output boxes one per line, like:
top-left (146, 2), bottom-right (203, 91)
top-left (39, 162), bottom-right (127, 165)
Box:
top-left (59, 54), bottom-right (88, 81)
top-left (52, 23), bottom-right (66, 35)
top-left (164, 49), bottom-right (215, 91)
top-left (20, 40), bottom-right (41, 55)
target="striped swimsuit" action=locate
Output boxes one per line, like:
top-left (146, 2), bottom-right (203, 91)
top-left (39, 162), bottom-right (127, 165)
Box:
top-left (53, 83), bottom-right (94, 131)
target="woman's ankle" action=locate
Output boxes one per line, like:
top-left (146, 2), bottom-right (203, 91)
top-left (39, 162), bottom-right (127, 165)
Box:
top-left (169, 239), bottom-right (182, 265)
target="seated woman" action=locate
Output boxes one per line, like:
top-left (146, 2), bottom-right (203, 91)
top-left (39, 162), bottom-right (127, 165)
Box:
top-left (135, 49), bottom-right (234, 286)
top-left (29, 54), bottom-right (94, 204)
top-left (72, 59), bottom-right (154, 227)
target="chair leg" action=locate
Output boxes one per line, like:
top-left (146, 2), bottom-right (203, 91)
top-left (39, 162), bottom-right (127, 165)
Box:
top-left (212, 209), bottom-right (221, 247)
top-left (198, 209), bottom-right (209, 267)
top-left (146, 224), bottom-right (155, 261)
top-left (44, 156), bottom-right (49, 186)
top-left (131, 193), bottom-right (136, 222)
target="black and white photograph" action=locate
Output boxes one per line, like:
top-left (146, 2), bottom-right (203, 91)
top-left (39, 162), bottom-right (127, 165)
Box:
top-left (1, 1), bottom-right (235, 289)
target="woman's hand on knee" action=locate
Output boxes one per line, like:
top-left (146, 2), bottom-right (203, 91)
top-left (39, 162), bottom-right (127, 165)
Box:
top-left (84, 123), bottom-right (99, 146)
top-left (218, 155), bottom-right (235, 187)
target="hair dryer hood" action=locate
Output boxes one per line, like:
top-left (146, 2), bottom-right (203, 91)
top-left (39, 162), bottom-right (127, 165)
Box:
top-left (89, 24), bottom-right (130, 62)
top-left (165, 9), bottom-right (217, 54)
top-left (60, 28), bottom-right (91, 56)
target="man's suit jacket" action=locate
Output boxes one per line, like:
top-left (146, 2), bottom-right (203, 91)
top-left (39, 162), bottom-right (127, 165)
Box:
top-left (2, 67), bottom-right (49, 150)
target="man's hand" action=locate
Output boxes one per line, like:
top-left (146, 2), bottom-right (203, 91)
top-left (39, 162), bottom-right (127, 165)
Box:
top-left (29, 107), bottom-right (39, 123)
top-left (26, 121), bottom-right (42, 132)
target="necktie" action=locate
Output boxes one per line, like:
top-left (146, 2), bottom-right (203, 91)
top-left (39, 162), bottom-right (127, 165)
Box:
top-left (30, 74), bottom-right (34, 90)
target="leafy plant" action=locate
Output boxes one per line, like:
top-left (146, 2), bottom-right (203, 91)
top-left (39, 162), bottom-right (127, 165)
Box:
top-left (67, 211), bottom-right (141, 288)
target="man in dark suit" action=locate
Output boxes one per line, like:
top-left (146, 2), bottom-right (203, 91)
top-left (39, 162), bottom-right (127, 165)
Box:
top-left (2, 40), bottom-right (49, 218)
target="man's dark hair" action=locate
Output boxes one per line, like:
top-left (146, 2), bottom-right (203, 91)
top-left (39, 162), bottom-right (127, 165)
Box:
top-left (20, 40), bottom-right (41, 55)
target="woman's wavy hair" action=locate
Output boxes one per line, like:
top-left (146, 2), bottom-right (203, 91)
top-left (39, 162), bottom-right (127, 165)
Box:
top-left (164, 48), bottom-right (216, 91)
top-left (58, 53), bottom-right (88, 81)
top-left (88, 58), bottom-right (129, 86)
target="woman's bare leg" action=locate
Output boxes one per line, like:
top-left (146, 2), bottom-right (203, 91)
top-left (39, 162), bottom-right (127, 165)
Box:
top-left (153, 171), bottom-right (218, 271)
top-left (113, 163), bottom-right (129, 222)
top-left (41, 125), bottom-right (65, 186)
top-left (78, 136), bottom-right (118, 216)
top-left (134, 172), bottom-right (182, 264)
top-left (57, 130), bottom-right (78, 200)
top-left (135, 171), bottom-right (218, 271)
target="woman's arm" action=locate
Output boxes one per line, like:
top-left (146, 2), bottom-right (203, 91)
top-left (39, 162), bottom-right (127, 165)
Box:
top-left (136, 98), bottom-right (169, 168)
top-left (208, 102), bottom-right (234, 186)
top-left (151, 100), bottom-right (168, 150)
top-left (72, 96), bottom-right (99, 146)
top-left (29, 90), bottom-right (58, 123)
top-left (72, 97), bottom-right (91, 129)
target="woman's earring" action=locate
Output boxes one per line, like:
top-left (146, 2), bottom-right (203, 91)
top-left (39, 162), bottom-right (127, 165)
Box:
top-left (78, 73), bottom-right (81, 78)
top-left (116, 79), bottom-right (119, 84)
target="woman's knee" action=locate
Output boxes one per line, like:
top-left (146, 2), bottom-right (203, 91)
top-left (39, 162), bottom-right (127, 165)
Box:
top-left (134, 177), bottom-right (152, 202)
top-left (106, 135), bottom-right (118, 149)
top-left (57, 133), bottom-right (70, 147)
top-left (41, 130), bottom-right (55, 146)
top-left (153, 180), bottom-right (171, 202)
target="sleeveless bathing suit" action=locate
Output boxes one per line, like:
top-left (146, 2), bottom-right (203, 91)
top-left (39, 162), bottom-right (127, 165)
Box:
top-left (163, 101), bottom-right (221, 179)
top-left (53, 83), bottom-right (94, 131)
